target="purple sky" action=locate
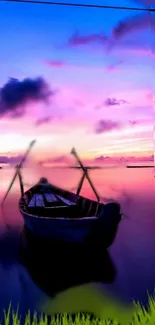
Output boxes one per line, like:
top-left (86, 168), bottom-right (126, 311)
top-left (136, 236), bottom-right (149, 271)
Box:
top-left (0, 0), bottom-right (154, 166)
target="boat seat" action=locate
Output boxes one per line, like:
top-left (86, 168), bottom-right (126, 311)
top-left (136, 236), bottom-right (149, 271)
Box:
top-left (27, 204), bottom-right (78, 218)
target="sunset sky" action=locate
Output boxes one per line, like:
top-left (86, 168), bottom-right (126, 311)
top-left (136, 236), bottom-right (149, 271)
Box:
top-left (0, 0), bottom-right (154, 166)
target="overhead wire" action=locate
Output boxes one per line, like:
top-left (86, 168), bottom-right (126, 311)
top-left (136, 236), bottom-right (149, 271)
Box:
top-left (5, 0), bottom-right (154, 12)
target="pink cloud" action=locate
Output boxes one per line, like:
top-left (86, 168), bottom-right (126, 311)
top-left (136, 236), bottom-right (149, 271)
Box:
top-left (93, 154), bottom-right (153, 164)
top-left (39, 155), bottom-right (71, 166)
top-left (106, 60), bottom-right (124, 72)
top-left (129, 120), bottom-right (137, 126)
top-left (44, 60), bottom-right (65, 68)
top-left (35, 116), bottom-right (52, 126)
top-left (128, 119), bottom-right (153, 127)
top-left (106, 65), bottom-right (120, 73)
top-left (120, 48), bottom-right (155, 59)
top-left (44, 60), bottom-right (104, 72)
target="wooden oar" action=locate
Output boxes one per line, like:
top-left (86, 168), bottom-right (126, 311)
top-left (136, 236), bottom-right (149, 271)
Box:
top-left (71, 148), bottom-right (100, 202)
top-left (1, 139), bottom-right (36, 206)
top-left (76, 169), bottom-right (87, 196)
top-left (16, 165), bottom-right (24, 196)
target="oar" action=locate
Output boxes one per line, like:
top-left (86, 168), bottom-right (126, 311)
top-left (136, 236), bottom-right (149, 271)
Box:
top-left (71, 148), bottom-right (100, 202)
top-left (76, 168), bottom-right (87, 196)
top-left (1, 139), bottom-right (36, 206)
top-left (16, 165), bottom-right (24, 197)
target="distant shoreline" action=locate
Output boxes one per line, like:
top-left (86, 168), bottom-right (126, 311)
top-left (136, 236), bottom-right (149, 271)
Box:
top-left (127, 165), bottom-right (154, 168)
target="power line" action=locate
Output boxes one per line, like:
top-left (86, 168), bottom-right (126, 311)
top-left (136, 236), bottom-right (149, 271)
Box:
top-left (6, 0), bottom-right (154, 12)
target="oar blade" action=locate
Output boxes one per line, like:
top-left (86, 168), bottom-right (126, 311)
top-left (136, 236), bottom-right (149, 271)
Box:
top-left (71, 147), bottom-right (100, 202)
top-left (1, 139), bottom-right (36, 206)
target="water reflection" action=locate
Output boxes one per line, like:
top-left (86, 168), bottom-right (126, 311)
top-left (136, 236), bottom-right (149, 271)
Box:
top-left (0, 227), bottom-right (118, 324)
top-left (0, 167), bottom-right (155, 320)
top-left (19, 227), bottom-right (116, 297)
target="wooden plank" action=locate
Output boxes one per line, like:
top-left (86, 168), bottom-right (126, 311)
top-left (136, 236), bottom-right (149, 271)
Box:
top-left (35, 194), bottom-right (45, 207)
top-left (28, 195), bottom-right (36, 207)
top-left (45, 206), bottom-right (68, 209)
top-left (28, 194), bottom-right (45, 207)
top-left (44, 193), bottom-right (58, 203)
top-left (56, 195), bottom-right (76, 206)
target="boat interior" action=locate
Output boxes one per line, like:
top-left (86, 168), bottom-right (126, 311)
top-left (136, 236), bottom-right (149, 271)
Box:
top-left (19, 180), bottom-right (103, 219)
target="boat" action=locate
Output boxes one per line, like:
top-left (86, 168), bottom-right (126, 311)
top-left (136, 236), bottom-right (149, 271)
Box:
top-left (1, 141), bottom-right (122, 247)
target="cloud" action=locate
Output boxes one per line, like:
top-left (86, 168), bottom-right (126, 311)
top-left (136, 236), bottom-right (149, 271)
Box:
top-left (119, 48), bottom-right (155, 59)
top-left (129, 120), bottom-right (137, 126)
top-left (0, 77), bottom-right (52, 118)
top-left (95, 119), bottom-right (122, 134)
top-left (104, 98), bottom-right (127, 106)
top-left (44, 60), bottom-right (65, 68)
top-left (67, 31), bottom-right (107, 47)
top-left (124, 154), bottom-right (154, 162)
top-left (40, 155), bottom-right (70, 165)
top-left (128, 118), bottom-right (153, 127)
top-left (0, 155), bottom-right (23, 165)
top-left (106, 60), bottom-right (124, 72)
top-left (35, 116), bottom-right (52, 127)
top-left (94, 97), bottom-right (127, 110)
top-left (94, 155), bottom-right (110, 163)
top-left (93, 154), bottom-right (153, 164)
top-left (44, 59), bottom-right (104, 72)
top-left (132, 0), bottom-right (155, 6)
top-left (112, 13), bottom-right (155, 41)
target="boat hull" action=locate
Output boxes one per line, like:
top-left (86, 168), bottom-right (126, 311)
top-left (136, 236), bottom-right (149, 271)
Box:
top-left (21, 202), bottom-right (121, 246)
top-left (22, 211), bottom-right (98, 243)
top-left (19, 179), bottom-right (122, 246)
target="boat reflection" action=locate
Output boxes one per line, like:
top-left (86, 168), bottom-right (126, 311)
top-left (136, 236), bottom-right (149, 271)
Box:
top-left (19, 226), bottom-right (116, 297)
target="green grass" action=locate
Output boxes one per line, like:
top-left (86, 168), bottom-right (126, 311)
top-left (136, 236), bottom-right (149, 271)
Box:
top-left (1, 293), bottom-right (155, 325)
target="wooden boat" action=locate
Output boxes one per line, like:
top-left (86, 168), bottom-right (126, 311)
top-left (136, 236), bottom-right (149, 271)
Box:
top-left (18, 177), bottom-right (121, 245)
top-left (1, 141), bottom-right (122, 246)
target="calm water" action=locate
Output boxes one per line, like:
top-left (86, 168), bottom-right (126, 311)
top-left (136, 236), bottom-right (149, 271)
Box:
top-left (0, 166), bottom-right (155, 319)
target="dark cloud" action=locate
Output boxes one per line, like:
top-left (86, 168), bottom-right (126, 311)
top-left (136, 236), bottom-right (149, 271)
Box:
top-left (35, 116), bottom-right (52, 127)
top-left (112, 13), bottom-right (154, 41)
top-left (132, 0), bottom-right (154, 7)
top-left (0, 77), bottom-right (53, 118)
top-left (104, 98), bottom-right (127, 106)
top-left (67, 31), bottom-right (107, 47)
top-left (95, 119), bottom-right (121, 134)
